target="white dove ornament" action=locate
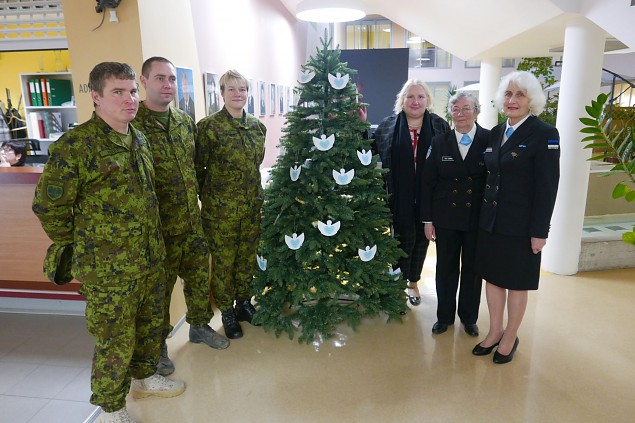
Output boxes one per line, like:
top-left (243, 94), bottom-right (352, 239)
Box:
top-left (317, 220), bottom-right (341, 237)
top-left (333, 168), bottom-right (354, 185)
top-left (328, 72), bottom-right (349, 90)
top-left (299, 70), bottom-right (315, 84)
top-left (285, 233), bottom-right (305, 250)
top-left (257, 255), bottom-right (267, 271)
top-left (357, 149), bottom-right (372, 166)
top-left (313, 134), bottom-right (335, 151)
top-left (290, 165), bottom-right (301, 181)
top-left (358, 245), bottom-right (378, 262)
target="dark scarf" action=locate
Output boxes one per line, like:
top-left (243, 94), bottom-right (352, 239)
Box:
top-left (390, 110), bottom-right (434, 223)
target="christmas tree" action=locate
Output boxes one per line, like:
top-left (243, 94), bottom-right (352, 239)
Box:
top-left (252, 34), bottom-right (408, 343)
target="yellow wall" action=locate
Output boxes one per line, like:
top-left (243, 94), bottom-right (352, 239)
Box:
top-left (0, 50), bottom-right (71, 112)
top-left (61, 0), bottom-right (143, 122)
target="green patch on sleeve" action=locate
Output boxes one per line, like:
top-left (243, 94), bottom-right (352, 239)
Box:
top-left (46, 183), bottom-right (64, 201)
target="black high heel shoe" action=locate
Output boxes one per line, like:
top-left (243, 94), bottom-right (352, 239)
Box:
top-left (472, 337), bottom-right (501, 356)
top-left (493, 337), bottom-right (519, 364)
top-left (407, 286), bottom-right (421, 306)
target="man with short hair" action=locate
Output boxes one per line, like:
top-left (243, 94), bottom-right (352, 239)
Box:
top-left (33, 62), bottom-right (185, 423)
top-left (134, 56), bottom-right (229, 376)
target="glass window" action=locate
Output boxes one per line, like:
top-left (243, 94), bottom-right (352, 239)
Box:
top-left (406, 32), bottom-right (451, 68)
top-left (465, 58), bottom-right (515, 68)
top-left (345, 19), bottom-right (391, 49)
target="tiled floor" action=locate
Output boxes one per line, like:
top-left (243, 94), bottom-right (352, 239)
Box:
top-left (2, 244), bottom-right (635, 422)
top-left (0, 313), bottom-right (98, 423)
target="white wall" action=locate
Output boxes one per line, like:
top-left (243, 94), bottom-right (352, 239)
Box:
top-left (190, 0), bottom-right (305, 168)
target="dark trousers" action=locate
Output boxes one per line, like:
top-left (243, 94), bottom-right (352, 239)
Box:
top-left (394, 220), bottom-right (429, 283)
top-left (434, 226), bottom-right (482, 324)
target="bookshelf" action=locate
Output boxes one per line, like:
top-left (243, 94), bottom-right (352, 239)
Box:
top-left (19, 72), bottom-right (77, 147)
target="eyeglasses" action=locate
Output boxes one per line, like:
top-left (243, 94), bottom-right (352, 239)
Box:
top-left (451, 107), bottom-right (474, 115)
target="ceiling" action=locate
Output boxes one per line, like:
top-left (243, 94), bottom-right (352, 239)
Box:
top-left (279, 0), bottom-right (635, 60)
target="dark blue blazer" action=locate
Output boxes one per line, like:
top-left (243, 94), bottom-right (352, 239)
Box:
top-left (479, 116), bottom-right (560, 239)
top-left (421, 124), bottom-right (490, 231)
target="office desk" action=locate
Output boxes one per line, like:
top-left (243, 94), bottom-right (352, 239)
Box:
top-left (0, 167), bottom-right (82, 299)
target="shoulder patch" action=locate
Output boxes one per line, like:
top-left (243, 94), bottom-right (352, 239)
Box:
top-left (548, 139), bottom-right (559, 150)
top-left (46, 184), bottom-right (64, 201)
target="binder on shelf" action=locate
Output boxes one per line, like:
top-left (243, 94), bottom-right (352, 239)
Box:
top-left (33, 79), bottom-right (43, 106)
top-left (43, 111), bottom-right (63, 136)
top-left (37, 113), bottom-right (47, 138)
top-left (29, 112), bottom-right (41, 138)
top-left (48, 79), bottom-right (73, 106)
top-left (29, 80), bottom-right (38, 106)
top-left (40, 78), bottom-right (49, 106)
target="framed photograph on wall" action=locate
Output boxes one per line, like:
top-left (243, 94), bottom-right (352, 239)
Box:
top-left (278, 85), bottom-right (284, 115)
top-left (247, 79), bottom-right (255, 115)
top-left (258, 80), bottom-right (266, 116)
top-left (285, 86), bottom-right (291, 113)
top-left (204, 72), bottom-right (220, 116)
top-left (176, 67), bottom-right (196, 121)
top-left (269, 83), bottom-right (276, 116)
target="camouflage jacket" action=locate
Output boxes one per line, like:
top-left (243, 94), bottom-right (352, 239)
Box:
top-left (133, 103), bottom-right (201, 236)
top-left (195, 107), bottom-right (266, 219)
top-left (32, 113), bottom-right (165, 283)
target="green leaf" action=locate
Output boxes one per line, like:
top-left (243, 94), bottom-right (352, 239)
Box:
top-left (581, 134), bottom-right (607, 142)
top-left (580, 127), bottom-right (602, 134)
top-left (612, 183), bottom-right (629, 199)
top-left (625, 190), bottom-right (635, 202)
top-left (622, 230), bottom-right (635, 245)
top-left (585, 104), bottom-right (600, 119)
top-left (579, 117), bottom-right (598, 126)
top-left (583, 143), bottom-right (609, 149)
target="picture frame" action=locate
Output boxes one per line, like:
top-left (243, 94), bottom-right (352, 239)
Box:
top-left (269, 83), bottom-right (276, 116)
top-left (259, 80), bottom-right (266, 117)
top-left (247, 79), bottom-right (255, 115)
top-left (278, 84), bottom-right (284, 115)
top-left (176, 67), bottom-right (196, 121)
top-left (204, 72), bottom-right (221, 116)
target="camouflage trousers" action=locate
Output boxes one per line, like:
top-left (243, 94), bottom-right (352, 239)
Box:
top-left (80, 270), bottom-right (165, 412)
top-left (201, 211), bottom-right (260, 311)
top-left (163, 226), bottom-right (213, 339)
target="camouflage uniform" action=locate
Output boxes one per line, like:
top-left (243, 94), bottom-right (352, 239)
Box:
top-left (195, 107), bottom-right (266, 310)
top-left (32, 114), bottom-right (165, 412)
top-left (133, 103), bottom-right (213, 340)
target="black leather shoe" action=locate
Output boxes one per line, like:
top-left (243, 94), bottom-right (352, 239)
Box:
top-left (463, 323), bottom-right (479, 337)
top-left (432, 321), bottom-right (450, 334)
top-left (493, 337), bottom-right (520, 364)
top-left (235, 299), bottom-right (261, 326)
top-left (407, 286), bottom-right (421, 306)
top-left (472, 339), bottom-right (500, 356)
top-left (221, 309), bottom-right (243, 339)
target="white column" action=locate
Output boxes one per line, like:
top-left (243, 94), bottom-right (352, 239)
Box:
top-left (542, 17), bottom-right (606, 275)
top-left (477, 58), bottom-right (502, 129)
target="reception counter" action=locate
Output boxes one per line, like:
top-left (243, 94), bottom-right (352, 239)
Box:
top-left (0, 167), bottom-right (82, 300)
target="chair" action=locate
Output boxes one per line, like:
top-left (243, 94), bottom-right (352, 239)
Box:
top-left (12, 138), bottom-right (48, 165)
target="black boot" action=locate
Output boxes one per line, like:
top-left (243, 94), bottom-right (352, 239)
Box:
top-left (235, 299), bottom-right (261, 326)
top-left (221, 308), bottom-right (243, 339)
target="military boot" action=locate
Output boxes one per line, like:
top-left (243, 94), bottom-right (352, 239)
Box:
top-left (221, 308), bottom-right (243, 339)
top-left (156, 342), bottom-right (174, 376)
top-left (235, 298), bottom-right (261, 326)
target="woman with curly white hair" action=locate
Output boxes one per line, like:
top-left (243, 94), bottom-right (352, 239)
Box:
top-left (472, 71), bottom-right (560, 364)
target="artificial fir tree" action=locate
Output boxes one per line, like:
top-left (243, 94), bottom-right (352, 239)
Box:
top-left (252, 35), bottom-right (408, 343)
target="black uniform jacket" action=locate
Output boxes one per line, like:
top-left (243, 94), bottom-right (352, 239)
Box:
top-left (421, 124), bottom-right (490, 231)
top-left (479, 116), bottom-right (560, 239)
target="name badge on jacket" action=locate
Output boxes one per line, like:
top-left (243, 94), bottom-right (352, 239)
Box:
top-left (442, 156), bottom-right (454, 162)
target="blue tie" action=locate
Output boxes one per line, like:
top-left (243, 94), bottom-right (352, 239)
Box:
top-left (459, 134), bottom-right (472, 146)
top-left (505, 126), bottom-right (514, 139)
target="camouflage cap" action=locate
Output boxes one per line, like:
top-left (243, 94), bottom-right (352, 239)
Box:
top-left (44, 243), bottom-right (74, 285)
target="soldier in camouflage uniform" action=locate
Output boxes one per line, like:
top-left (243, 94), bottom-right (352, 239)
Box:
top-left (135, 57), bottom-right (229, 376)
top-left (32, 62), bottom-right (185, 423)
top-left (195, 69), bottom-right (266, 339)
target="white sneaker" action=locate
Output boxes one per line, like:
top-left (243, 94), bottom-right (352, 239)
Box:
top-left (131, 373), bottom-right (186, 399)
top-left (99, 407), bottom-right (136, 423)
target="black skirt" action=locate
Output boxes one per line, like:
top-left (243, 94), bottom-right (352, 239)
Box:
top-left (475, 229), bottom-right (542, 290)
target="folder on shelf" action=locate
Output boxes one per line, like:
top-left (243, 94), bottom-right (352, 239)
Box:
top-left (40, 78), bottom-right (49, 106)
top-left (48, 79), bottom-right (73, 106)
top-left (33, 79), bottom-right (43, 106)
top-left (28, 80), bottom-right (38, 106)
top-left (29, 112), bottom-right (41, 138)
